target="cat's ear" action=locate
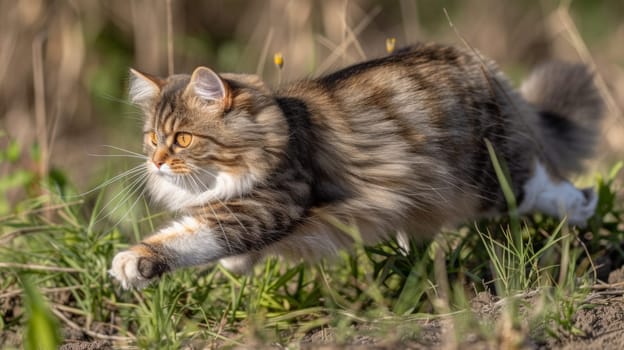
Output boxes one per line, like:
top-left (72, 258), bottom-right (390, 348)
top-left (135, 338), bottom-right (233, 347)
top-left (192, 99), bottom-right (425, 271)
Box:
top-left (129, 68), bottom-right (164, 106)
top-left (186, 67), bottom-right (232, 111)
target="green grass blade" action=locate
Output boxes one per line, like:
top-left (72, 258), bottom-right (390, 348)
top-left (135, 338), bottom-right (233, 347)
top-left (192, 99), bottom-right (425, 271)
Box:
top-left (21, 276), bottom-right (61, 350)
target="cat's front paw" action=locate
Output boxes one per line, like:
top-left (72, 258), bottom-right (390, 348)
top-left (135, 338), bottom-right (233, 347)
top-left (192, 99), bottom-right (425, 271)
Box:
top-left (567, 187), bottom-right (598, 227)
top-left (110, 250), bottom-right (147, 289)
top-left (110, 248), bottom-right (168, 289)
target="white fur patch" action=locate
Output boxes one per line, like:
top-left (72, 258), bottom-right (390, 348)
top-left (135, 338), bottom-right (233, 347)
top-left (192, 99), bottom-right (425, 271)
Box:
top-left (518, 161), bottom-right (597, 226)
top-left (145, 161), bottom-right (256, 211)
top-left (158, 216), bottom-right (224, 267)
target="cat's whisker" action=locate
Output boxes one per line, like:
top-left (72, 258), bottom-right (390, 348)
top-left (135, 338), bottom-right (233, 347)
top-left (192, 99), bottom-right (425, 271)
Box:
top-left (97, 92), bottom-right (137, 106)
top-left (107, 176), bottom-right (151, 230)
top-left (185, 170), bottom-right (249, 251)
top-left (75, 164), bottom-right (146, 198)
top-left (186, 165), bottom-right (253, 238)
top-left (93, 170), bottom-right (148, 224)
top-left (187, 164), bottom-right (218, 180)
top-left (106, 174), bottom-right (150, 225)
top-left (186, 172), bottom-right (236, 253)
top-left (93, 172), bottom-right (147, 223)
top-left (99, 145), bottom-right (146, 158)
top-left (190, 178), bottom-right (233, 252)
top-left (87, 153), bottom-right (149, 160)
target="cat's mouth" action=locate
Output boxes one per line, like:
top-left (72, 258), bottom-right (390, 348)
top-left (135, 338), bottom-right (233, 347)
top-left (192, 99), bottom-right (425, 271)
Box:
top-left (148, 162), bottom-right (174, 176)
top-left (147, 161), bottom-right (220, 194)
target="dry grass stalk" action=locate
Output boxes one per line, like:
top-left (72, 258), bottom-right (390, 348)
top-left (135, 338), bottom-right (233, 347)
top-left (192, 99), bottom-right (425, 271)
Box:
top-left (315, 5), bottom-right (382, 75)
top-left (553, 6), bottom-right (622, 123)
top-left (256, 28), bottom-right (274, 77)
top-left (32, 32), bottom-right (48, 180)
top-left (51, 307), bottom-right (134, 342)
top-left (0, 262), bottom-right (85, 273)
top-left (166, 0), bottom-right (174, 75)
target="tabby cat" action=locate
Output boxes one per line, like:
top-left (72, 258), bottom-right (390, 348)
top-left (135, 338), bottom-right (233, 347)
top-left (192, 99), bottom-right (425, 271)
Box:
top-left (110, 42), bottom-right (603, 289)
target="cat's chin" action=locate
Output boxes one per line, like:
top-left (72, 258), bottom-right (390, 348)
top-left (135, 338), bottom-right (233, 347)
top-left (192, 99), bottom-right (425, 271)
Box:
top-left (146, 169), bottom-right (257, 211)
top-left (147, 162), bottom-right (220, 195)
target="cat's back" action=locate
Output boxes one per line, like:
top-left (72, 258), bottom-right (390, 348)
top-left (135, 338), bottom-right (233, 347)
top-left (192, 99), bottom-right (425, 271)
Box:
top-left (281, 42), bottom-right (504, 128)
top-left (318, 42), bottom-right (483, 87)
top-left (278, 42), bottom-right (512, 159)
top-left (275, 42), bottom-right (535, 219)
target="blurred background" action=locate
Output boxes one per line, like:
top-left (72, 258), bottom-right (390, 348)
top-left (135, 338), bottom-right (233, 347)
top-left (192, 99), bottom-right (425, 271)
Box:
top-left (0, 0), bottom-right (622, 211)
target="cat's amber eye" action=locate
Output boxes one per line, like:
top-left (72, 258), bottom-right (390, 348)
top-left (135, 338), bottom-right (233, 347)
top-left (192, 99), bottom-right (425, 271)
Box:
top-left (175, 132), bottom-right (193, 148)
top-left (149, 131), bottom-right (158, 146)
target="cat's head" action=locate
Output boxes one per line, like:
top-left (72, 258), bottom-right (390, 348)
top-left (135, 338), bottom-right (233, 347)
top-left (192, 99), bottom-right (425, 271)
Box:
top-left (129, 67), bottom-right (288, 210)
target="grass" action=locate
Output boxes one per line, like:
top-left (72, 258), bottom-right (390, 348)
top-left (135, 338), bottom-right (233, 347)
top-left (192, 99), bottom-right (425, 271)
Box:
top-left (1, 2), bottom-right (623, 348)
top-left (0, 158), bottom-right (621, 348)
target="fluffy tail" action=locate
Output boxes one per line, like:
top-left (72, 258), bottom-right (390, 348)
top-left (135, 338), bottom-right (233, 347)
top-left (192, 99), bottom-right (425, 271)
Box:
top-left (520, 62), bottom-right (604, 175)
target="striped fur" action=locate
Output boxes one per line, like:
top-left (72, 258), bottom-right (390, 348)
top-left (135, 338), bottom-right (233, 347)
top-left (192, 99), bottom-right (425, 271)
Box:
top-left (110, 43), bottom-right (603, 289)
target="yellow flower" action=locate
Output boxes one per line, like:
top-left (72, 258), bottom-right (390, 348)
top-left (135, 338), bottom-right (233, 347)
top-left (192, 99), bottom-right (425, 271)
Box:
top-left (274, 52), bottom-right (284, 69)
top-left (386, 38), bottom-right (396, 54)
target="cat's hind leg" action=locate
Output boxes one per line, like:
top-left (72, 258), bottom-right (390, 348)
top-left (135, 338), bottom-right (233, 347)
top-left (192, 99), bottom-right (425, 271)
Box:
top-left (517, 161), bottom-right (597, 226)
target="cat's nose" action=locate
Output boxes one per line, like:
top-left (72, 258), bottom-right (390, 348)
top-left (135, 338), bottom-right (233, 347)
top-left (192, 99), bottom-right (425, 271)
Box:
top-left (153, 161), bottom-right (164, 169)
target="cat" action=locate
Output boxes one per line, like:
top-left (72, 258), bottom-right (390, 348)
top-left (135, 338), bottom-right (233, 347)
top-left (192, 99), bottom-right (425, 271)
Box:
top-left (109, 42), bottom-right (603, 289)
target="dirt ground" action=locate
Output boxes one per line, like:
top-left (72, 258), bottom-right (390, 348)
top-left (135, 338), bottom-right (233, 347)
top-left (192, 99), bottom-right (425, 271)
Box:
top-left (3, 267), bottom-right (624, 350)
top-left (294, 293), bottom-right (624, 349)
top-left (294, 269), bottom-right (624, 350)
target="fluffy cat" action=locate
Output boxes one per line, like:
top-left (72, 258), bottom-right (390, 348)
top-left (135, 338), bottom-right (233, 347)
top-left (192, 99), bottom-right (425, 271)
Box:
top-left (110, 42), bottom-right (603, 289)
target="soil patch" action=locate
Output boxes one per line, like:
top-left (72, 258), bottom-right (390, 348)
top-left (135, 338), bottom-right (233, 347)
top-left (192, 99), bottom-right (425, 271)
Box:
top-left (6, 268), bottom-right (624, 349)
